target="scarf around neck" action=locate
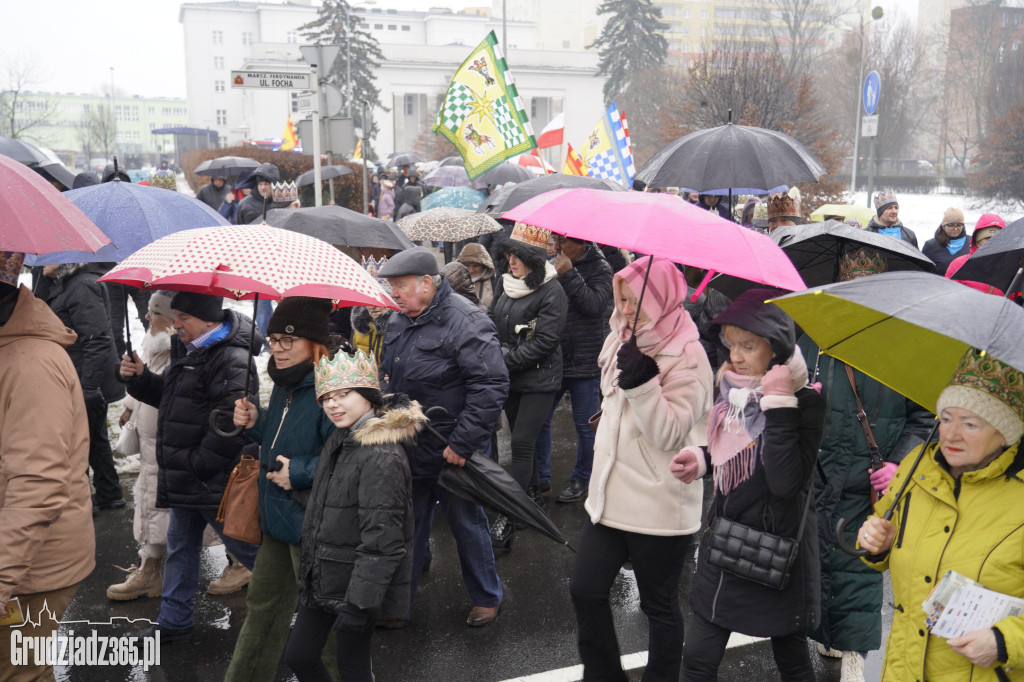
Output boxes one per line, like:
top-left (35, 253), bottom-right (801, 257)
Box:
top-left (268, 357), bottom-right (313, 389)
top-left (708, 370), bottom-right (766, 495)
top-left (947, 235), bottom-right (967, 255)
top-left (501, 262), bottom-right (557, 299)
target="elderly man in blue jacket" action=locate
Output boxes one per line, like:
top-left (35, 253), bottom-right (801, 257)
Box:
top-left (379, 247), bottom-right (510, 627)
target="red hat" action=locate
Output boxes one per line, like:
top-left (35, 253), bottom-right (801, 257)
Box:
top-left (975, 213), bottom-right (1006, 231)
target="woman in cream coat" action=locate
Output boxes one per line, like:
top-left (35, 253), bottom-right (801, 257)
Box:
top-left (569, 256), bottom-right (713, 682)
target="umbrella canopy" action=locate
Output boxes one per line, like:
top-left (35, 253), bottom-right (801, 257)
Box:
top-left (295, 165), bottom-right (354, 187)
top-left (683, 185), bottom-right (789, 197)
top-left (34, 161), bottom-right (79, 191)
top-left (421, 186), bottom-right (487, 211)
top-left (503, 187), bottom-right (806, 293)
top-left (194, 156), bottom-right (260, 177)
top-left (262, 205), bottom-right (414, 251)
top-left (387, 152), bottom-right (422, 167)
top-left (809, 203), bottom-right (877, 229)
top-left (635, 123), bottom-right (827, 192)
top-left (0, 153), bottom-right (110, 255)
top-left (710, 220), bottom-right (935, 299)
top-left (421, 165), bottom-right (487, 190)
top-left (397, 207), bottom-right (502, 242)
top-left (31, 181), bottom-right (230, 265)
top-left (0, 136), bottom-right (49, 166)
top-left (771, 271), bottom-right (1024, 410)
top-left (947, 217), bottom-right (1024, 293)
top-left (439, 155), bottom-right (464, 167)
top-left (478, 173), bottom-right (625, 217)
top-left (476, 161), bottom-right (534, 186)
top-left (99, 224), bottom-right (398, 309)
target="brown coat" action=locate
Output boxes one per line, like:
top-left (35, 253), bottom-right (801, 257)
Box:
top-left (0, 286), bottom-right (95, 602)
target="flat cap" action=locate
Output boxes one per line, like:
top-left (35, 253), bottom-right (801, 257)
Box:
top-left (377, 246), bottom-right (439, 277)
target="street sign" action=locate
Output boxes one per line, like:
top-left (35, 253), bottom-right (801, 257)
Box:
top-left (861, 115), bottom-right (879, 138)
top-left (231, 70), bottom-right (311, 90)
top-left (863, 71), bottom-right (880, 116)
top-left (297, 116), bottom-right (356, 156)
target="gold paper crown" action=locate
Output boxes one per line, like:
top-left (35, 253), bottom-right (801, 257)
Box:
top-left (315, 348), bottom-right (380, 399)
top-left (767, 194), bottom-right (800, 220)
top-left (752, 202), bottom-right (769, 221)
top-left (361, 256), bottom-right (392, 294)
top-left (838, 246), bottom-right (888, 282)
top-left (511, 221), bottom-right (551, 250)
top-left (150, 169), bottom-right (176, 190)
top-left (873, 189), bottom-right (898, 210)
top-left (272, 181), bottom-right (299, 203)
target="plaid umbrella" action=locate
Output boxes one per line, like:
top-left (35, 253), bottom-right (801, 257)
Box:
top-left (421, 186), bottom-right (487, 211)
top-left (397, 207), bottom-right (502, 242)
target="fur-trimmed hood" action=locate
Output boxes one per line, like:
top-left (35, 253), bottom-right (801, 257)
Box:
top-left (350, 305), bottom-right (392, 335)
top-left (352, 394), bottom-right (427, 447)
top-left (492, 237), bottom-right (550, 290)
top-left (47, 262), bottom-right (102, 282)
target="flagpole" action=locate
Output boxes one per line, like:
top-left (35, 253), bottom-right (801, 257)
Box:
top-left (311, 64), bottom-right (323, 207)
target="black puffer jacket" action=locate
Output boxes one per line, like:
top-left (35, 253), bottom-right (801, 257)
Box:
top-left (554, 244), bottom-right (612, 379)
top-left (490, 239), bottom-right (568, 393)
top-left (298, 397), bottom-right (425, 620)
top-left (124, 310), bottom-right (259, 509)
top-left (43, 263), bottom-right (124, 403)
top-left (237, 163), bottom-right (291, 224)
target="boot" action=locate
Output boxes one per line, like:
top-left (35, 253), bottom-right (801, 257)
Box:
top-left (107, 557), bottom-right (163, 601)
top-left (816, 642), bottom-right (843, 658)
top-left (207, 559), bottom-right (252, 595)
top-left (840, 651), bottom-right (866, 682)
top-left (490, 514), bottom-right (514, 551)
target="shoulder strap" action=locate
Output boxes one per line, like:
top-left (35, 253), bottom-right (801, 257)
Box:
top-left (845, 363), bottom-right (884, 470)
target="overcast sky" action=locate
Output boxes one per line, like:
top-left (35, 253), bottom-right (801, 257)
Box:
top-left (4, 0), bottom-right (918, 101)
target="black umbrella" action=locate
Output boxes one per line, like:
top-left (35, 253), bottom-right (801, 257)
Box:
top-left (635, 123), bottom-right (827, 192)
top-left (710, 219), bottom-right (936, 299)
top-left (424, 407), bottom-right (573, 551)
top-left (34, 161), bottom-right (78, 191)
top-left (947, 217), bottom-right (1024, 293)
top-left (262, 205), bottom-right (414, 251)
top-left (387, 152), bottom-right (422, 167)
top-left (194, 156), bottom-right (260, 177)
top-left (476, 161), bottom-right (533, 186)
top-left (295, 164), bottom-right (354, 186)
top-left (479, 173), bottom-right (625, 217)
top-left (0, 136), bottom-right (49, 165)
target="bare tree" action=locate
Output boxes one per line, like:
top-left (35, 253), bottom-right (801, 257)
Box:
top-left (752, 0), bottom-right (857, 77)
top-left (77, 108), bottom-right (117, 161)
top-left (0, 55), bottom-right (58, 142)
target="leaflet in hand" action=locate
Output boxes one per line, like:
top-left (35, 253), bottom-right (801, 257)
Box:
top-left (0, 597), bottom-right (24, 626)
top-left (923, 570), bottom-right (1024, 639)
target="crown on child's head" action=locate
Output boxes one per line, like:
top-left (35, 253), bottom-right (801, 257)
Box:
top-left (315, 348), bottom-right (380, 400)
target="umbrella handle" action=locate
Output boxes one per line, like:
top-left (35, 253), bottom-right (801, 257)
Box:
top-left (422, 405), bottom-right (452, 445)
top-left (210, 409), bottom-right (245, 438)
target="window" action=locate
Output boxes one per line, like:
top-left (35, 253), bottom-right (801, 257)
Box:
top-left (148, 106), bottom-right (154, 114)
top-left (213, 56), bottom-right (225, 69)
top-left (388, 24), bottom-right (397, 30)
top-left (286, 31), bottom-right (298, 43)
top-left (83, 103), bottom-right (90, 113)
top-left (290, 92), bottom-right (299, 113)
top-left (682, 43), bottom-right (690, 52)
top-left (212, 30), bottom-right (223, 44)
top-left (684, 9), bottom-right (690, 18)
top-left (374, 23), bottom-right (383, 29)
top-left (563, 40), bottom-right (570, 48)
top-left (215, 80), bottom-right (225, 93)
top-left (404, 95), bottom-right (414, 116)
top-left (216, 109), bottom-right (227, 125)
top-left (402, 25), bottom-right (410, 31)
top-left (242, 32), bottom-right (253, 45)
top-left (700, 26), bottom-right (706, 36)
top-left (700, 10), bottom-right (708, 19)
top-left (683, 26), bottom-right (689, 35)
top-left (132, 105), bottom-right (139, 121)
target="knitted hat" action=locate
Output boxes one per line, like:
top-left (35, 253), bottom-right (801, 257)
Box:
top-left (874, 189), bottom-right (898, 216)
top-left (267, 296), bottom-right (331, 346)
top-left (711, 288), bottom-right (796, 363)
top-left (148, 291), bottom-right (174, 319)
top-left (170, 291), bottom-right (224, 322)
top-left (510, 222), bottom-right (551, 254)
top-left (941, 207), bottom-right (965, 227)
top-left (0, 251), bottom-right (25, 287)
top-left (838, 246), bottom-right (888, 282)
top-left (767, 194), bottom-right (801, 222)
top-left (936, 348), bottom-right (1024, 445)
top-left (315, 348), bottom-right (380, 399)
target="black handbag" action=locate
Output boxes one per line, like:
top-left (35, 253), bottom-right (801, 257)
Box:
top-left (704, 474), bottom-right (814, 591)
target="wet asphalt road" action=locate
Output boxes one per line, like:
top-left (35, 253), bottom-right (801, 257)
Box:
top-left (61, 401), bottom-right (887, 681)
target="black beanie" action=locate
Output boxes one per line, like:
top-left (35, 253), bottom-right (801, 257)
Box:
top-left (267, 297), bottom-right (331, 346)
top-left (170, 291), bottom-right (225, 322)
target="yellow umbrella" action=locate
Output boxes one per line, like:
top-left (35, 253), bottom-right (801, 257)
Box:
top-left (809, 204), bottom-right (876, 228)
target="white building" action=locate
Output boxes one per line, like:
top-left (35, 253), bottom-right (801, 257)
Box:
top-left (179, 1), bottom-right (606, 160)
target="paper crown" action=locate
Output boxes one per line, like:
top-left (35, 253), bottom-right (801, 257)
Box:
top-left (843, 217), bottom-right (863, 230)
top-left (838, 246), bottom-right (888, 282)
top-left (937, 348), bottom-right (1024, 444)
top-left (150, 169), bottom-right (176, 190)
top-left (0, 251), bottom-right (25, 287)
top-left (511, 221), bottom-right (551, 250)
top-left (767, 194), bottom-right (800, 220)
top-left (361, 255), bottom-right (392, 294)
top-left (873, 189), bottom-right (898, 210)
top-left (752, 201), bottom-right (769, 222)
top-left (272, 181), bottom-right (299, 203)
top-left (315, 348), bottom-right (380, 400)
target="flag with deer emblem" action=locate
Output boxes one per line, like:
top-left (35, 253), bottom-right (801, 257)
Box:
top-left (433, 31), bottom-right (537, 179)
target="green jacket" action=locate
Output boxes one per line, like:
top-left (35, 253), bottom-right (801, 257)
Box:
top-left (799, 336), bottom-right (934, 651)
top-left (247, 368), bottom-right (334, 545)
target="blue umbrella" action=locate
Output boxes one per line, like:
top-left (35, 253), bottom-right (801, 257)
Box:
top-left (421, 186), bottom-right (487, 211)
top-left (32, 181), bottom-right (229, 265)
top-left (682, 185), bottom-right (789, 196)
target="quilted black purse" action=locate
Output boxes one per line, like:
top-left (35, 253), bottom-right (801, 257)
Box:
top-left (704, 475), bottom-right (813, 591)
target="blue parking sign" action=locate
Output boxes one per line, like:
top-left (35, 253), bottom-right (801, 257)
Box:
top-left (863, 71), bottom-right (880, 116)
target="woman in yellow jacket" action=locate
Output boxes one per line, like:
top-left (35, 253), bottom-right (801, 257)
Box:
top-left (859, 348), bottom-right (1024, 681)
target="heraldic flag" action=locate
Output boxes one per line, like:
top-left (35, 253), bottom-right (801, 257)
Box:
top-left (577, 103), bottom-right (635, 187)
top-left (433, 31), bottom-right (537, 179)
top-left (280, 114), bottom-right (299, 152)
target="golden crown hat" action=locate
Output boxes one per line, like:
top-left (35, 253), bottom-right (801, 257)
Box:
top-left (361, 256), bottom-right (392, 294)
top-left (752, 201), bottom-right (769, 221)
top-left (874, 189), bottom-right (898, 210)
top-left (767, 194), bottom-right (801, 220)
top-left (272, 180), bottom-right (299, 203)
top-left (315, 348), bottom-right (380, 400)
top-left (510, 221), bottom-right (551, 250)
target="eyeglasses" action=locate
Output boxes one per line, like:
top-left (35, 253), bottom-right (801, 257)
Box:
top-left (267, 335), bottom-right (297, 350)
top-left (318, 389), bottom-right (349, 406)
top-left (944, 222), bottom-right (965, 229)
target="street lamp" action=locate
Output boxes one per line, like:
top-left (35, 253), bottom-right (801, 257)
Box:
top-left (109, 67), bottom-right (118, 162)
top-left (849, 5), bottom-right (883, 198)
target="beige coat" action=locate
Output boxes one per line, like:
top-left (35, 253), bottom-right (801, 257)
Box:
top-left (0, 286), bottom-right (95, 601)
top-left (584, 314), bottom-right (713, 536)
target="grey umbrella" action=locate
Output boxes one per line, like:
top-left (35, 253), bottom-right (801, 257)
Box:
top-left (478, 173), bottom-right (625, 217)
top-left (0, 136), bottom-right (49, 165)
top-left (262, 205), bottom-right (414, 251)
top-left (194, 156), bottom-right (260, 176)
top-left (477, 161), bottom-right (533, 186)
top-left (296, 164), bottom-right (354, 186)
top-left (387, 151), bottom-right (423, 167)
top-left (439, 155), bottom-right (464, 167)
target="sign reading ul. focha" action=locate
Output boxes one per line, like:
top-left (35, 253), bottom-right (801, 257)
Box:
top-left (231, 71), bottom-right (311, 90)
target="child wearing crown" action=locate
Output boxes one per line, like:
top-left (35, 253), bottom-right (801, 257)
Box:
top-left (284, 348), bottom-right (426, 682)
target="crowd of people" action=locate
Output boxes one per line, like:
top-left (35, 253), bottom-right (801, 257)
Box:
top-left (3, 161), bottom-right (1024, 682)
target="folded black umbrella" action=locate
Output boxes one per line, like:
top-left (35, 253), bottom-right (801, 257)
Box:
top-left (262, 205), bottom-right (414, 251)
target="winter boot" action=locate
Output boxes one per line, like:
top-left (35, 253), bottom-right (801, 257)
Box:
top-left (840, 651), bottom-right (866, 682)
top-left (106, 557), bottom-right (163, 601)
top-left (207, 559), bottom-right (252, 595)
top-left (816, 642), bottom-right (843, 658)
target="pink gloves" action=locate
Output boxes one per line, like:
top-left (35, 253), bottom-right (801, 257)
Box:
top-left (669, 446), bottom-right (706, 484)
top-left (760, 364), bottom-right (794, 397)
top-left (870, 462), bottom-right (899, 493)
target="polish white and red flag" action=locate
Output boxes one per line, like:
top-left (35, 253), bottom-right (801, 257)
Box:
top-left (536, 112), bottom-right (564, 149)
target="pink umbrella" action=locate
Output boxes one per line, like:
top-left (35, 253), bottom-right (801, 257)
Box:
top-left (0, 153), bottom-right (110, 255)
top-left (503, 187), bottom-right (806, 294)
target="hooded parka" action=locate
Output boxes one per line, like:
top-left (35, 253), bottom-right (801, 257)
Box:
top-left (456, 243), bottom-right (496, 309)
top-left (237, 163), bottom-right (292, 225)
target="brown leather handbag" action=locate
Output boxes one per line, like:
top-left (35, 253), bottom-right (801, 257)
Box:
top-left (216, 455), bottom-right (262, 545)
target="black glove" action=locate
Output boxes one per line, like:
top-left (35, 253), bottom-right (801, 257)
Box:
top-left (335, 603), bottom-right (369, 633)
top-left (616, 337), bottom-right (659, 389)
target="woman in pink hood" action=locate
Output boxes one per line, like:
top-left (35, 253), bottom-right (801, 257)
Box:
top-left (945, 213), bottom-right (1006, 295)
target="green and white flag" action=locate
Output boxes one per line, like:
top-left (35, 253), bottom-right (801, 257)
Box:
top-left (433, 31), bottom-right (537, 179)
